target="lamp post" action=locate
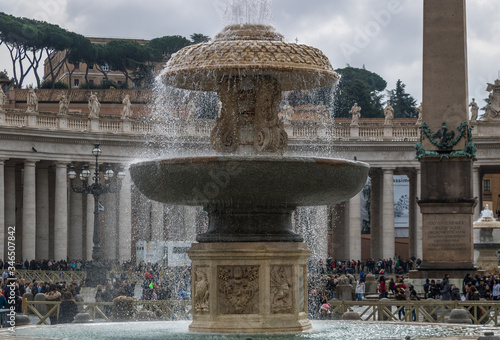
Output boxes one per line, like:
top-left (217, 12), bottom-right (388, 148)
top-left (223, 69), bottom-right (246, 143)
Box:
top-left (68, 143), bottom-right (125, 286)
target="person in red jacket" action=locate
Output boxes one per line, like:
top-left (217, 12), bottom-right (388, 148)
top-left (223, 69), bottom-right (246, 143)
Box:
top-left (379, 275), bottom-right (387, 299)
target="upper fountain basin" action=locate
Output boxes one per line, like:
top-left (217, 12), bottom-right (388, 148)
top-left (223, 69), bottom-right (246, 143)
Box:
top-left (163, 24), bottom-right (340, 92)
top-left (130, 156), bottom-right (369, 207)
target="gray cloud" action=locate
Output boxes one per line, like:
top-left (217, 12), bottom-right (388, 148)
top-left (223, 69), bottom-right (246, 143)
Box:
top-left (0, 0), bottom-right (498, 104)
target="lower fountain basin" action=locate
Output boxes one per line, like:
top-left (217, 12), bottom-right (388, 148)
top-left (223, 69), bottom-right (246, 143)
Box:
top-left (130, 156), bottom-right (369, 207)
top-left (8, 320), bottom-right (485, 340)
top-left (130, 156), bottom-right (369, 242)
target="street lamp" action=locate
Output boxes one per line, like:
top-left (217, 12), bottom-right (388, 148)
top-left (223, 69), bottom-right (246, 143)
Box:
top-left (68, 143), bottom-right (125, 286)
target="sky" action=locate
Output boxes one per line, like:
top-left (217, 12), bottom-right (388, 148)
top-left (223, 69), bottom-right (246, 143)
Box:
top-left (1, 0), bottom-right (499, 105)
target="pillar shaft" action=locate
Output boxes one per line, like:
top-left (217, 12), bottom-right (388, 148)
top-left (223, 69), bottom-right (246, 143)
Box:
top-left (54, 162), bottom-right (68, 261)
top-left (36, 165), bottom-right (50, 259)
top-left (86, 165), bottom-right (95, 260)
top-left (118, 167), bottom-right (132, 261)
top-left (382, 168), bottom-right (395, 260)
top-left (347, 192), bottom-right (361, 260)
top-left (4, 165), bottom-right (15, 260)
top-left (22, 160), bottom-right (37, 260)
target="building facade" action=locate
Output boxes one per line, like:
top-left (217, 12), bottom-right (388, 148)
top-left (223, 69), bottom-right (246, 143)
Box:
top-left (0, 88), bottom-right (498, 263)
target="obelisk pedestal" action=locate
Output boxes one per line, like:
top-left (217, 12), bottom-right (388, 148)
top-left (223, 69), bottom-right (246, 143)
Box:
top-left (412, 0), bottom-right (479, 278)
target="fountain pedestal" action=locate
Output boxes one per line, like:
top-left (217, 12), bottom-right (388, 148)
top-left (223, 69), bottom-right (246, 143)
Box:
top-left (188, 242), bottom-right (311, 333)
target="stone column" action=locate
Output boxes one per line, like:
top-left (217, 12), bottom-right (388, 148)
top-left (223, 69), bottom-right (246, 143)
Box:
top-left (86, 164), bottom-right (95, 261)
top-left (416, 0), bottom-right (476, 275)
top-left (118, 166), bottom-right (132, 261)
top-left (69, 180), bottom-right (83, 260)
top-left (382, 168), bottom-right (395, 260)
top-left (151, 201), bottom-right (164, 241)
top-left (54, 162), bottom-right (68, 261)
top-left (473, 166), bottom-right (481, 221)
top-left (415, 168), bottom-right (423, 259)
top-left (22, 160), bottom-right (37, 260)
top-left (4, 164), bottom-right (15, 259)
top-left (347, 192), bottom-right (361, 260)
top-left (102, 190), bottom-right (118, 260)
top-left (36, 164), bottom-right (50, 259)
top-left (330, 202), bottom-right (347, 259)
top-left (370, 170), bottom-right (382, 259)
top-left (0, 160), bottom-right (5, 259)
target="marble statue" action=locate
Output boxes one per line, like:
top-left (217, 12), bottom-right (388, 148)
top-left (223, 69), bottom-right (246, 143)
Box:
top-left (282, 100), bottom-right (293, 123)
top-left (121, 95), bottom-right (132, 119)
top-left (384, 103), bottom-right (394, 125)
top-left (350, 103), bottom-right (361, 126)
top-left (484, 80), bottom-right (500, 120)
top-left (187, 98), bottom-right (196, 120)
top-left (0, 87), bottom-right (6, 109)
top-left (469, 98), bottom-right (478, 121)
top-left (26, 88), bottom-right (38, 113)
top-left (481, 204), bottom-right (494, 219)
top-left (416, 103), bottom-right (423, 126)
top-left (88, 92), bottom-right (100, 118)
top-left (58, 91), bottom-right (70, 115)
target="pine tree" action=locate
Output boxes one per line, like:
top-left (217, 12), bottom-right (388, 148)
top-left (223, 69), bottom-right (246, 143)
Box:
top-left (386, 79), bottom-right (418, 118)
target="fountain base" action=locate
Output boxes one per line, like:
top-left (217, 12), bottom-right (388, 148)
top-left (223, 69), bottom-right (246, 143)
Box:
top-left (188, 242), bottom-right (311, 333)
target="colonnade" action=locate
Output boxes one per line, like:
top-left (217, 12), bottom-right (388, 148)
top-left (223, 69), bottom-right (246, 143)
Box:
top-left (0, 160), bottom-right (133, 261)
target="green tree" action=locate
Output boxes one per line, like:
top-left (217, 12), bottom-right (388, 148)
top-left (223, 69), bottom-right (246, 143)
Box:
top-left (148, 35), bottom-right (192, 59)
top-left (386, 79), bottom-right (418, 118)
top-left (332, 66), bottom-right (387, 118)
top-left (191, 33), bottom-right (210, 44)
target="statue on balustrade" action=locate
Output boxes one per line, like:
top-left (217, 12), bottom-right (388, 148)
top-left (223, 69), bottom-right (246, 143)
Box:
top-left (416, 103), bottom-right (423, 126)
top-left (121, 94), bottom-right (132, 119)
top-left (484, 80), bottom-right (500, 121)
top-left (282, 100), bottom-right (294, 123)
top-left (88, 92), bottom-right (101, 119)
top-left (0, 87), bottom-right (6, 109)
top-left (384, 103), bottom-right (394, 125)
top-left (58, 91), bottom-right (70, 115)
top-left (186, 98), bottom-right (196, 121)
top-left (350, 103), bottom-right (361, 126)
top-left (469, 98), bottom-right (478, 122)
top-left (26, 88), bottom-right (38, 113)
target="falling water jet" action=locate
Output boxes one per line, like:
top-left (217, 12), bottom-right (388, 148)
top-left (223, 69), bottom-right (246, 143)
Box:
top-left (130, 0), bottom-right (369, 334)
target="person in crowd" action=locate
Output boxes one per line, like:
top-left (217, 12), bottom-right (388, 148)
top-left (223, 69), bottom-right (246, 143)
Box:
top-left (58, 292), bottom-right (78, 324)
top-left (395, 286), bottom-right (406, 320)
top-left (45, 284), bottom-right (62, 325)
top-left (355, 278), bottom-right (365, 301)
top-left (451, 285), bottom-right (461, 301)
top-left (378, 275), bottom-right (387, 299)
top-left (409, 286), bottom-right (419, 321)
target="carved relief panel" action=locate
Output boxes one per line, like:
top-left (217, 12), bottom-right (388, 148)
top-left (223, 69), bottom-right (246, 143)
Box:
top-left (193, 266), bottom-right (210, 314)
top-left (218, 265), bottom-right (259, 314)
top-left (270, 265), bottom-right (293, 314)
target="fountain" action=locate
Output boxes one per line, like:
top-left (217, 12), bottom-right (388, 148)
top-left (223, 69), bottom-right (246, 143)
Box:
top-left (129, 1), bottom-right (369, 334)
top-left (474, 205), bottom-right (500, 273)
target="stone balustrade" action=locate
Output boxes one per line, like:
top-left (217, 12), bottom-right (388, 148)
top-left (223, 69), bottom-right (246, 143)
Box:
top-left (0, 109), bottom-right (422, 141)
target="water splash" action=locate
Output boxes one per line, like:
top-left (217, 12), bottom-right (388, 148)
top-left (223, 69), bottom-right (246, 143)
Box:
top-left (216, 0), bottom-right (274, 27)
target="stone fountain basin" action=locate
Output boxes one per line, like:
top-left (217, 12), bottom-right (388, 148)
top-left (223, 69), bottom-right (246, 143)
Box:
top-left (130, 156), bottom-right (369, 207)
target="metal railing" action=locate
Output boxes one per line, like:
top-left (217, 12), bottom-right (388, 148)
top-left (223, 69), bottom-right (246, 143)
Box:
top-left (24, 300), bottom-right (191, 325)
top-left (329, 300), bottom-right (500, 325)
top-left (15, 270), bottom-right (87, 283)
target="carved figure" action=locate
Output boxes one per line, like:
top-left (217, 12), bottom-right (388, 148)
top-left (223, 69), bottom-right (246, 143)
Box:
top-left (0, 87), bottom-right (6, 109)
top-left (58, 91), bottom-right (70, 115)
top-left (282, 100), bottom-right (293, 123)
top-left (210, 78), bottom-right (239, 153)
top-left (415, 103), bottom-right (423, 126)
top-left (26, 88), bottom-right (38, 113)
top-left (193, 269), bottom-right (210, 313)
top-left (218, 266), bottom-right (259, 314)
top-left (121, 95), bottom-right (132, 119)
top-left (469, 98), bottom-right (478, 122)
top-left (88, 92), bottom-right (100, 118)
top-left (484, 80), bottom-right (500, 120)
top-left (270, 266), bottom-right (292, 313)
top-left (431, 122), bottom-right (455, 147)
top-left (350, 103), bottom-right (361, 126)
top-left (254, 77), bottom-right (287, 153)
top-left (384, 103), bottom-right (394, 125)
top-left (186, 98), bottom-right (196, 120)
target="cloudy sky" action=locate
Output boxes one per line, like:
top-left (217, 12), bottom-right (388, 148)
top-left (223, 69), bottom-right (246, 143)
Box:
top-left (1, 0), bottom-right (499, 105)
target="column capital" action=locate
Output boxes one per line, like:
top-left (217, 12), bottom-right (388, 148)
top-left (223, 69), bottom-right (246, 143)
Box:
top-left (24, 159), bottom-right (39, 166)
top-left (53, 161), bottom-right (70, 168)
top-left (382, 167), bottom-right (396, 174)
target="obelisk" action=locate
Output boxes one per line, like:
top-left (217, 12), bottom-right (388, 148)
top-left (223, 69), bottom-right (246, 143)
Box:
top-left (415, 0), bottom-right (477, 276)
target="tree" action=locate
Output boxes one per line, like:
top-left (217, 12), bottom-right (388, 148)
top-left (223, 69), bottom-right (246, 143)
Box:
top-left (148, 35), bottom-right (192, 59)
top-left (332, 66), bottom-right (387, 118)
top-left (386, 79), bottom-right (418, 118)
top-left (191, 33), bottom-right (210, 44)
